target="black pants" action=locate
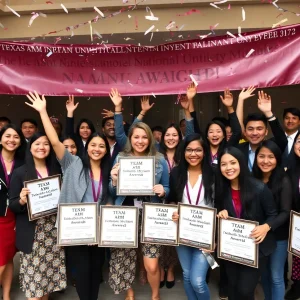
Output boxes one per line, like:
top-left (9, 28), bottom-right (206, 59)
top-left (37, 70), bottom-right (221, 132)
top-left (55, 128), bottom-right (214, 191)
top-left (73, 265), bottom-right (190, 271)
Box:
top-left (224, 256), bottom-right (267, 300)
top-left (68, 245), bottom-right (105, 300)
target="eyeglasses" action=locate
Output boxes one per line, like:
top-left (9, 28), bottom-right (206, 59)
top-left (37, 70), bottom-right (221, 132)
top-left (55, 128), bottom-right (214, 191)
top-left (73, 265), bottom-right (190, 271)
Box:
top-left (185, 148), bottom-right (203, 155)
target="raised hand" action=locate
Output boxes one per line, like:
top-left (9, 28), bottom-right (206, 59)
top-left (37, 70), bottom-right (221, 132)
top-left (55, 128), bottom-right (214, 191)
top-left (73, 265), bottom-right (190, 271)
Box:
top-left (25, 91), bottom-right (47, 113)
top-left (220, 88), bottom-right (233, 108)
top-left (141, 96), bottom-right (154, 113)
top-left (66, 95), bottom-right (79, 113)
top-left (186, 82), bottom-right (197, 100)
top-left (109, 88), bottom-right (123, 108)
top-left (238, 86), bottom-right (256, 101)
top-left (101, 109), bottom-right (114, 118)
top-left (180, 95), bottom-right (190, 110)
top-left (257, 90), bottom-right (272, 116)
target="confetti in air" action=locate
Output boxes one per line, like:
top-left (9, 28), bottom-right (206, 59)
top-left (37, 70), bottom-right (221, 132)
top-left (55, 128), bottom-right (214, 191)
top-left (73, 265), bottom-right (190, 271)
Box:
top-left (145, 7), bottom-right (159, 21)
top-left (6, 5), bottom-right (21, 17)
top-left (144, 25), bottom-right (155, 35)
top-left (242, 7), bottom-right (246, 21)
top-left (227, 31), bottom-right (236, 38)
top-left (75, 88), bottom-right (83, 93)
top-left (210, 3), bottom-right (223, 10)
top-left (189, 74), bottom-right (199, 86)
top-left (28, 13), bottom-right (39, 27)
top-left (272, 18), bottom-right (288, 28)
top-left (61, 4), bottom-right (68, 14)
top-left (94, 6), bottom-right (105, 17)
top-left (245, 49), bottom-right (255, 58)
top-left (46, 51), bottom-right (53, 57)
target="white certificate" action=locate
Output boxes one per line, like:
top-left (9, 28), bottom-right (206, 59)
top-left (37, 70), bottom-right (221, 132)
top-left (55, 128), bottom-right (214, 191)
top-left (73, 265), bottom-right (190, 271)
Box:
top-left (218, 217), bottom-right (259, 268)
top-left (24, 175), bottom-right (61, 221)
top-left (178, 204), bottom-right (217, 250)
top-left (57, 203), bottom-right (98, 246)
top-left (117, 156), bottom-right (155, 196)
top-left (142, 203), bottom-right (178, 246)
top-left (99, 206), bottom-right (138, 248)
top-left (288, 211), bottom-right (300, 258)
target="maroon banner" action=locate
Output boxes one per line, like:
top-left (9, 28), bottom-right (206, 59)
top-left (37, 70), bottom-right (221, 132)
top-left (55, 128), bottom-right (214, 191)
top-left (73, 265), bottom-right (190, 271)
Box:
top-left (0, 24), bottom-right (299, 96)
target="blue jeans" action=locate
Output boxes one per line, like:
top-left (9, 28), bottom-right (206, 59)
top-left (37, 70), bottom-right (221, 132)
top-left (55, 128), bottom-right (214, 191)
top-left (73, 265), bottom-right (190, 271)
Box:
top-left (176, 245), bottom-right (210, 300)
top-left (261, 239), bottom-right (288, 300)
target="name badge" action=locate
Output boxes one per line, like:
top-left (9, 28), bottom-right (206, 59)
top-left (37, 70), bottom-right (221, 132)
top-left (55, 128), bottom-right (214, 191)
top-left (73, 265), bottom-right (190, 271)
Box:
top-left (213, 159), bottom-right (218, 164)
top-left (134, 199), bottom-right (143, 209)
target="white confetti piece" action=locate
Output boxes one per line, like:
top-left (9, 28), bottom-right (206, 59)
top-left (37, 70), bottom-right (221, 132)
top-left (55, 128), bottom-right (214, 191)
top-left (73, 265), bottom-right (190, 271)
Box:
top-left (128, 15), bottom-right (132, 18)
top-left (189, 74), bottom-right (199, 86)
top-left (214, 0), bottom-right (227, 4)
top-left (210, 3), bottom-right (223, 10)
top-left (272, 0), bottom-right (279, 8)
top-left (94, 6), bottom-right (104, 17)
top-left (166, 21), bottom-right (175, 30)
top-left (150, 32), bottom-right (153, 42)
top-left (127, 80), bottom-right (133, 87)
top-left (178, 24), bottom-right (185, 31)
top-left (88, 21), bottom-right (93, 42)
top-left (211, 23), bottom-right (219, 30)
top-left (46, 51), bottom-right (53, 57)
top-left (238, 26), bottom-right (241, 34)
top-left (199, 33), bottom-right (212, 39)
top-left (226, 31), bottom-right (236, 38)
top-left (145, 25), bottom-right (155, 35)
top-left (94, 30), bottom-right (102, 38)
top-left (0, 23), bottom-right (5, 29)
top-left (28, 12), bottom-right (39, 27)
top-left (75, 88), bottom-right (83, 93)
top-left (238, 34), bottom-right (247, 40)
top-left (6, 5), bottom-right (21, 17)
top-left (152, 93), bottom-right (156, 98)
top-left (145, 15), bottom-right (159, 21)
top-left (272, 18), bottom-right (288, 28)
top-left (241, 7), bottom-right (246, 21)
top-left (61, 3), bottom-right (68, 14)
top-left (124, 37), bottom-right (134, 41)
top-left (245, 49), bottom-right (255, 58)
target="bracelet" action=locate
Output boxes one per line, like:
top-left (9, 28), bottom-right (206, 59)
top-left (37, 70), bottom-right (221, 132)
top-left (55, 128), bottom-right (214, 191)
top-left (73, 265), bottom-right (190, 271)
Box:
top-left (266, 114), bottom-right (275, 120)
top-left (139, 113), bottom-right (145, 116)
top-left (115, 110), bottom-right (122, 113)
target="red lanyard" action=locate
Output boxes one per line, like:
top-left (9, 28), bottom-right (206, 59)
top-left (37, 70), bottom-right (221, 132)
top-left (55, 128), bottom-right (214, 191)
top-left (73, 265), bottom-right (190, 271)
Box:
top-left (36, 168), bottom-right (49, 179)
top-left (232, 199), bottom-right (241, 218)
top-left (166, 158), bottom-right (175, 172)
top-left (0, 154), bottom-right (15, 188)
top-left (186, 178), bottom-right (203, 206)
top-left (90, 170), bottom-right (103, 203)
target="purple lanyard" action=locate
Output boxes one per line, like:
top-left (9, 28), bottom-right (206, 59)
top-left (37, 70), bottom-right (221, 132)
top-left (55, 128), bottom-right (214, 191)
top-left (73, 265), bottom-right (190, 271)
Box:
top-left (36, 168), bottom-right (49, 179)
top-left (210, 152), bottom-right (218, 164)
top-left (232, 199), bottom-right (241, 218)
top-left (90, 170), bottom-right (103, 203)
top-left (0, 154), bottom-right (15, 188)
top-left (186, 179), bottom-right (203, 206)
top-left (166, 158), bottom-right (175, 172)
top-left (299, 178), bottom-right (300, 195)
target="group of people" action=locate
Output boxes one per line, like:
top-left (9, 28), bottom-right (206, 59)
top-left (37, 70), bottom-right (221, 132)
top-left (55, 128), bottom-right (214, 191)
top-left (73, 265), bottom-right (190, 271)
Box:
top-left (0, 83), bottom-right (299, 300)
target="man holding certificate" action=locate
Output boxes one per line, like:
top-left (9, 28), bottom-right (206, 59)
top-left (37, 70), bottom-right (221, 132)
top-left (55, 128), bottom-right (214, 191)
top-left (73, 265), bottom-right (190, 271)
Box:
top-left (216, 147), bottom-right (278, 300)
top-left (109, 89), bottom-right (170, 300)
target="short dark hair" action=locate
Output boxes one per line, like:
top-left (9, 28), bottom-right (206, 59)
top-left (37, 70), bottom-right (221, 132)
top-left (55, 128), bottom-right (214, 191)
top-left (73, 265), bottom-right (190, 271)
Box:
top-left (0, 116), bottom-right (11, 124)
top-left (102, 117), bottom-right (114, 128)
top-left (283, 107), bottom-right (300, 119)
top-left (244, 113), bottom-right (267, 128)
top-left (20, 118), bottom-right (38, 128)
top-left (151, 126), bottom-right (163, 133)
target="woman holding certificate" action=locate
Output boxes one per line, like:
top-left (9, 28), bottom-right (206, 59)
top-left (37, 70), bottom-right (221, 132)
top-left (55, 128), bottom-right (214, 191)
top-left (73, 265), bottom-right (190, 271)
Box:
top-left (0, 124), bottom-right (26, 300)
top-left (9, 130), bottom-right (66, 300)
top-left (252, 140), bottom-right (292, 300)
top-left (216, 147), bottom-right (278, 300)
top-left (23, 91), bottom-right (112, 300)
top-left (167, 133), bottom-right (214, 300)
top-left (109, 90), bottom-right (169, 300)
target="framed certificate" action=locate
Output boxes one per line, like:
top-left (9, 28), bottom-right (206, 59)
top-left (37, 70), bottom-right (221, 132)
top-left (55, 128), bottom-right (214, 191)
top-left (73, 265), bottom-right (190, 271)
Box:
top-left (117, 156), bottom-right (155, 196)
top-left (141, 203), bottom-right (178, 246)
top-left (24, 175), bottom-right (61, 221)
top-left (57, 203), bottom-right (98, 246)
top-left (98, 206), bottom-right (139, 248)
top-left (178, 204), bottom-right (217, 250)
top-left (288, 211), bottom-right (300, 258)
top-left (218, 217), bottom-right (259, 268)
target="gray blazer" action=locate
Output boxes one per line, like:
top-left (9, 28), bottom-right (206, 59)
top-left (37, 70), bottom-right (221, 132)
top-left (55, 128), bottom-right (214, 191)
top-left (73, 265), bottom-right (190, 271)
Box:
top-left (58, 150), bottom-right (111, 205)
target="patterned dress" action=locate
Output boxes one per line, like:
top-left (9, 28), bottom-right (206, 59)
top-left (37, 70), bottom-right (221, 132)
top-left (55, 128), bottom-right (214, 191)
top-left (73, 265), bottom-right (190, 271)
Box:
top-left (19, 215), bottom-right (67, 298)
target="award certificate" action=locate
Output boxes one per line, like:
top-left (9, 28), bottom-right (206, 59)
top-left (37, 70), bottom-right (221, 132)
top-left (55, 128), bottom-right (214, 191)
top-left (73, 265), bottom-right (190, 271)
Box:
top-left (288, 211), bottom-right (300, 258)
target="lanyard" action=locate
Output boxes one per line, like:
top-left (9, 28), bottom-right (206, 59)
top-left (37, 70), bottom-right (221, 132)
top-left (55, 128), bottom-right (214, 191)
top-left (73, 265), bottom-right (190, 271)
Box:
top-left (90, 170), bottom-right (103, 203)
top-left (166, 158), bottom-right (175, 172)
top-left (232, 198), bottom-right (241, 218)
top-left (36, 168), bottom-right (49, 179)
top-left (186, 178), bottom-right (203, 206)
top-left (210, 152), bottom-right (218, 164)
top-left (0, 154), bottom-right (15, 188)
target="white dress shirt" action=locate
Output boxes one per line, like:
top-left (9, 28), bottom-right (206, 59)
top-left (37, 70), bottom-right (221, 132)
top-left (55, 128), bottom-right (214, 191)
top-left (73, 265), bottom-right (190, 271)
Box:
top-left (286, 131), bottom-right (298, 154)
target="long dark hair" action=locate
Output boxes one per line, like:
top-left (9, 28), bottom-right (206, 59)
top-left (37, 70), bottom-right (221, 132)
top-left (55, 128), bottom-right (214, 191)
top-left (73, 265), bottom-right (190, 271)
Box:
top-left (252, 140), bottom-right (286, 205)
top-left (176, 133), bottom-right (214, 205)
top-left (205, 121), bottom-right (227, 161)
top-left (0, 124), bottom-right (26, 161)
top-left (159, 123), bottom-right (182, 165)
top-left (287, 132), bottom-right (300, 210)
top-left (216, 147), bottom-right (256, 219)
top-left (24, 132), bottom-right (61, 181)
top-left (81, 133), bottom-right (111, 201)
top-left (75, 118), bottom-right (96, 139)
top-left (60, 134), bottom-right (81, 154)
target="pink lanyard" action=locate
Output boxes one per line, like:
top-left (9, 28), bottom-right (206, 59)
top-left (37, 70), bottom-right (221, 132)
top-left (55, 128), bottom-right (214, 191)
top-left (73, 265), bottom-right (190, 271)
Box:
top-left (0, 154), bottom-right (15, 188)
top-left (210, 152), bottom-right (218, 164)
top-left (186, 179), bottom-right (203, 206)
top-left (36, 168), bottom-right (49, 179)
top-left (90, 170), bottom-right (103, 203)
top-left (166, 158), bottom-right (175, 172)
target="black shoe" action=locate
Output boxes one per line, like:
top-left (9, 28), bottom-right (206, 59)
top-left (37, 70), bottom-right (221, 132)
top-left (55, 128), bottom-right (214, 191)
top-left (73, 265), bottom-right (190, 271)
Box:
top-left (166, 280), bottom-right (175, 289)
top-left (160, 270), bottom-right (166, 289)
top-left (219, 286), bottom-right (228, 300)
top-left (285, 283), bottom-right (300, 300)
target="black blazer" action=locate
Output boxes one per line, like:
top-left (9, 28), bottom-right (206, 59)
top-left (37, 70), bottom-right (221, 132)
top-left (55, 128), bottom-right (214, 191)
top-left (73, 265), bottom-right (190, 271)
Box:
top-left (218, 178), bottom-right (277, 257)
top-left (9, 165), bottom-right (36, 254)
top-left (237, 118), bottom-right (288, 165)
top-left (0, 158), bottom-right (24, 216)
top-left (283, 130), bottom-right (300, 169)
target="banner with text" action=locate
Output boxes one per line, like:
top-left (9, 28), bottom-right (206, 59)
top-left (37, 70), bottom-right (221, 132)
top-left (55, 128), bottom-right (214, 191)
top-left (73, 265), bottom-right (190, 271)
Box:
top-left (0, 24), bottom-right (299, 96)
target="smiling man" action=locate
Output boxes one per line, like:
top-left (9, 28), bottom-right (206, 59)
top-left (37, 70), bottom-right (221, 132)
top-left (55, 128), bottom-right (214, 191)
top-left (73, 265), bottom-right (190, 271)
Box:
top-left (102, 117), bottom-right (118, 159)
